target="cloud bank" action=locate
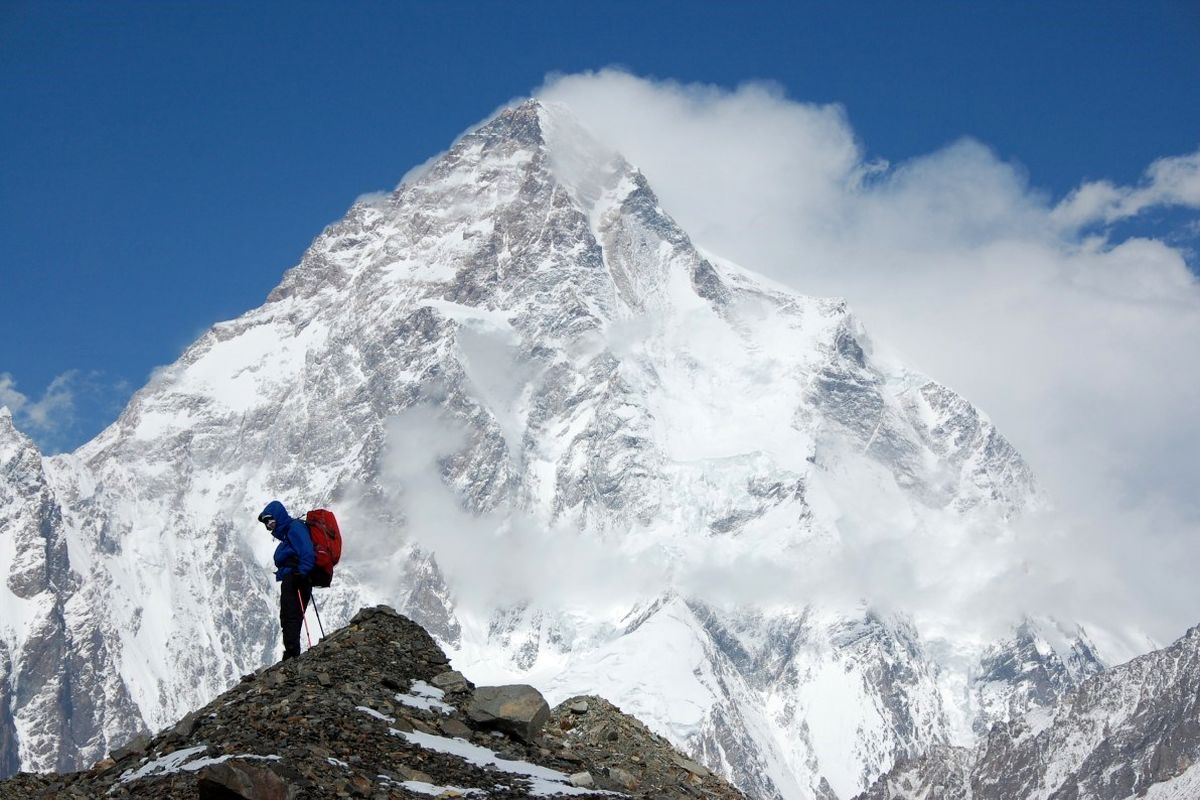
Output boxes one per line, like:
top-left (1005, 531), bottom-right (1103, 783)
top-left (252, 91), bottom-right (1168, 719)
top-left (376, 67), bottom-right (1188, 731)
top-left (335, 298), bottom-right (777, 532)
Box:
top-left (530, 70), bottom-right (1200, 646)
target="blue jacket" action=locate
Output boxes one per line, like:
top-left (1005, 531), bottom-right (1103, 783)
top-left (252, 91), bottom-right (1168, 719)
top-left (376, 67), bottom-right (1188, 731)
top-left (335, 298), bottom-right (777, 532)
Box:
top-left (261, 500), bottom-right (314, 581)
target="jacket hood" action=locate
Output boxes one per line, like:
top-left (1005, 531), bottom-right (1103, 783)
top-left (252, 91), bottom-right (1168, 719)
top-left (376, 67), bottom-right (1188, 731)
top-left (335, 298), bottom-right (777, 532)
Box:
top-left (260, 500), bottom-right (295, 540)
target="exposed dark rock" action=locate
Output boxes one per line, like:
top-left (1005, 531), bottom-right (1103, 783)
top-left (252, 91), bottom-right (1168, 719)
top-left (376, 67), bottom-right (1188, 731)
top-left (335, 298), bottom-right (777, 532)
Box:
top-left (196, 759), bottom-right (298, 800)
top-left (429, 670), bottom-right (470, 695)
top-left (0, 607), bottom-right (748, 799)
top-left (110, 736), bottom-right (150, 762)
top-left (543, 695), bottom-right (746, 800)
top-left (466, 685), bottom-right (551, 743)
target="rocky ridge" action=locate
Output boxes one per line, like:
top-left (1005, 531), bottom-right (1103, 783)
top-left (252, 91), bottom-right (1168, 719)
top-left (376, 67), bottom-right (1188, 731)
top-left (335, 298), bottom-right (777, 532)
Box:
top-left (0, 606), bottom-right (747, 800)
top-left (854, 623), bottom-right (1200, 800)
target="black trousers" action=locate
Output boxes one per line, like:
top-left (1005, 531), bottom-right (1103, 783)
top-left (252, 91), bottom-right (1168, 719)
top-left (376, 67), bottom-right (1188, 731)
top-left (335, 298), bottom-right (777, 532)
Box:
top-left (280, 573), bottom-right (313, 660)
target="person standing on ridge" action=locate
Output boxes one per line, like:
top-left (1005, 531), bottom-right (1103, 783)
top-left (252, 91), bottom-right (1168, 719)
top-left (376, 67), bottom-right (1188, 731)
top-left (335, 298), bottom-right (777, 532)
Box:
top-left (258, 500), bottom-right (314, 661)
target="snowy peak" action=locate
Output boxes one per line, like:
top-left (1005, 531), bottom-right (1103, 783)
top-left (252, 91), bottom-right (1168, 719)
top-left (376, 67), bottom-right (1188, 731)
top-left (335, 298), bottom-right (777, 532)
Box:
top-left (973, 619), bottom-right (1104, 735)
top-left (0, 396), bottom-right (95, 777)
top-left (265, 97), bottom-right (719, 327)
top-left (0, 406), bottom-right (34, 465)
top-left (439, 98), bottom-right (630, 216)
top-left (466, 97), bottom-right (548, 150)
top-left (0, 402), bottom-right (75, 606)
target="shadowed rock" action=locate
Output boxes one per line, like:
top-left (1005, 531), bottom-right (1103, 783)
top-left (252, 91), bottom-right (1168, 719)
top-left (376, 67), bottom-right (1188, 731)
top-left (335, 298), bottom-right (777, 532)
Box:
top-left (466, 684), bottom-right (551, 743)
top-left (197, 759), bottom-right (298, 800)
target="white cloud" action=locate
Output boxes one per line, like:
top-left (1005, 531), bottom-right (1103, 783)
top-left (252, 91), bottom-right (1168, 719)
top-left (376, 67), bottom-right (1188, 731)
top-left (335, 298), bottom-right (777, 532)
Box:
top-left (0, 371), bottom-right (77, 444)
top-left (1053, 149), bottom-right (1200, 229)
top-left (534, 70), bottom-right (1200, 646)
top-left (0, 373), bottom-right (28, 416)
top-left (0, 371), bottom-right (133, 455)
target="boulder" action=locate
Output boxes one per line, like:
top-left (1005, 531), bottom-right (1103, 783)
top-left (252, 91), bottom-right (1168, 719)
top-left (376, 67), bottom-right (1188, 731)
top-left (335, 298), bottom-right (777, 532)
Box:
top-left (110, 735), bottom-right (150, 762)
top-left (673, 753), bottom-right (711, 777)
top-left (196, 759), bottom-right (298, 800)
top-left (466, 685), bottom-right (550, 743)
top-left (171, 710), bottom-right (201, 740)
top-left (604, 766), bottom-right (639, 791)
top-left (431, 670), bottom-right (470, 694)
top-left (439, 717), bottom-right (473, 738)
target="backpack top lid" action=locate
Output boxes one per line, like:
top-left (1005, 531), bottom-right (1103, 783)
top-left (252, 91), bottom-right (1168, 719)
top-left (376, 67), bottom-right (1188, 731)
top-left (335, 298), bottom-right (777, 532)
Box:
top-left (306, 508), bottom-right (341, 541)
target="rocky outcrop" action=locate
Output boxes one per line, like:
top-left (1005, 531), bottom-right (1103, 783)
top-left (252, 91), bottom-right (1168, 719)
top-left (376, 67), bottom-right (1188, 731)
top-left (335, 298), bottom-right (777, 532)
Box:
top-left (852, 744), bottom-right (972, 800)
top-left (0, 606), bottom-right (748, 799)
top-left (546, 695), bottom-right (743, 798)
top-left (0, 410), bottom-right (69, 776)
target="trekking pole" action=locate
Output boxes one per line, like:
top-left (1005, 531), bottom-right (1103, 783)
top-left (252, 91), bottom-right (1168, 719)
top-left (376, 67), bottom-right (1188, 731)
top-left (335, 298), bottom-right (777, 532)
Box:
top-left (310, 592), bottom-right (326, 639)
top-left (297, 589), bottom-right (313, 649)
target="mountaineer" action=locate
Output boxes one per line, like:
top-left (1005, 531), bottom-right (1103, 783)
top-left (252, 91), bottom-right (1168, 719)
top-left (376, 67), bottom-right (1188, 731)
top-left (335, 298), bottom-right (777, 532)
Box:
top-left (258, 500), bottom-right (315, 661)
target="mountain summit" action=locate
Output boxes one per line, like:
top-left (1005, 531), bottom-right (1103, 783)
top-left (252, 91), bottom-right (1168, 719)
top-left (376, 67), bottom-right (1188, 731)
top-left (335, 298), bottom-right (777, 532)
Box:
top-left (0, 100), bottom-right (1117, 798)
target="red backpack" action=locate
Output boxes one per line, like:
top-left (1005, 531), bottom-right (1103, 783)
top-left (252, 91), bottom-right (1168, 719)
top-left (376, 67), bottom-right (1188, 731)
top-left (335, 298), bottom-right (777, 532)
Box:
top-left (304, 509), bottom-right (342, 587)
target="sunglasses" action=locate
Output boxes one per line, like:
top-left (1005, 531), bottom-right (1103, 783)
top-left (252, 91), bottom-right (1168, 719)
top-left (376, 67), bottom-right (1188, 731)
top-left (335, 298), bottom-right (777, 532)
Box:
top-left (259, 514), bottom-right (275, 528)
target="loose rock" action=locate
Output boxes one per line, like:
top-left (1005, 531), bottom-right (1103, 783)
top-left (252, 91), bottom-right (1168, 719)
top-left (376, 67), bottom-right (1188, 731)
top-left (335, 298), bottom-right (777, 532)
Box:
top-left (466, 685), bottom-right (550, 744)
top-left (196, 759), bottom-right (298, 800)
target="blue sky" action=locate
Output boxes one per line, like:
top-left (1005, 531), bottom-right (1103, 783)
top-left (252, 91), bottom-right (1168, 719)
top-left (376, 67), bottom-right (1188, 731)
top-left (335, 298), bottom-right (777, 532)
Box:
top-left (1, 1), bottom-right (1198, 453)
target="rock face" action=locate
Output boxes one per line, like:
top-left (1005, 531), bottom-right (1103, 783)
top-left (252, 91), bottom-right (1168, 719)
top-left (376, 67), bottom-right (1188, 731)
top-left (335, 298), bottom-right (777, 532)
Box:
top-left (0, 99), bottom-right (1126, 798)
top-left (855, 624), bottom-right (1200, 800)
top-left (0, 409), bottom-right (140, 775)
top-left (0, 606), bottom-right (748, 799)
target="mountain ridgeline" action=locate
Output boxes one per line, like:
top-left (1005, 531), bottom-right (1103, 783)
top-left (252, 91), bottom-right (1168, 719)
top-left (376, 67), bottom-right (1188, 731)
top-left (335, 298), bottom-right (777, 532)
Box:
top-left (856, 622), bottom-right (1200, 799)
top-left (0, 99), bottom-right (1191, 799)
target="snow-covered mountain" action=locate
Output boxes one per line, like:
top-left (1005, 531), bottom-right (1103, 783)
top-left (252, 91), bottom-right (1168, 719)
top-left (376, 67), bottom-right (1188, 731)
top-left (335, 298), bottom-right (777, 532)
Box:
top-left (0, 100), bottom-right (1134, 797)
top-left (856, 622), bottom-right (1200, 800)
